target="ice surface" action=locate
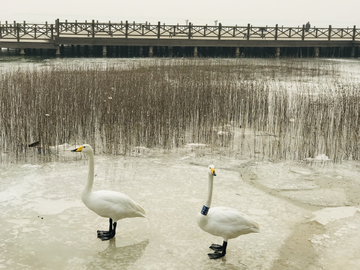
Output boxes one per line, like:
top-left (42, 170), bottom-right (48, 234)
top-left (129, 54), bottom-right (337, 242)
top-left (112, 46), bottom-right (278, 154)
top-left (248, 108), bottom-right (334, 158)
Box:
top-left (1, 149), bottom-right (360, 269)
top-left (311, 207), bottom-right (359, 225)
top-left (1, 57), bottom-right (360, 269)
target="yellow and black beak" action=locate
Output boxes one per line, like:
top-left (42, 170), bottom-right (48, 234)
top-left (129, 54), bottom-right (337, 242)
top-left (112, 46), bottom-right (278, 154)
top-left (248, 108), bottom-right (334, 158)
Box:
top-left (71, 146), bottom-right (84, 152)
top-left (211, 168), bottom-right (216, 176)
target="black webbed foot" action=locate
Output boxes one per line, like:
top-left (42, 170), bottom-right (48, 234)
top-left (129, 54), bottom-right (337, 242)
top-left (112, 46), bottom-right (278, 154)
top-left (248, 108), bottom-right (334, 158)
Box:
top-left (96, 219), bottom-right (117, 241)
top-left (207, 241), bottom-right (227, 259)
top-left (208, 251), bottom-right (225, 259)
top-left (97, 230), bottom-right (115, 241)
top-left (209, 243), bottom-right (223, 251)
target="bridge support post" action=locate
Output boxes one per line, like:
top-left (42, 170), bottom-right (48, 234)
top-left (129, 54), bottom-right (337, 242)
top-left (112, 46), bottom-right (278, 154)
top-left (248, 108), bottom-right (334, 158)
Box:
top-left (102, 46), bottom-right (107, 57)
top-left (20, 49), bottom-right (25, 55)
top-left (235, 47), bottom-right (240, 58)
top-left (193, 46), bottom-right (198, 57)
top-left (55, 46), bottom-right (61, 56)
top-left (351, 46), bottom-right (355, 58)
top-left (149, 46), bottom-right (154, 57)
top-left (315, 47), bottom-right (320, 57)
top-left (276, 47), bottom-right (280, 58)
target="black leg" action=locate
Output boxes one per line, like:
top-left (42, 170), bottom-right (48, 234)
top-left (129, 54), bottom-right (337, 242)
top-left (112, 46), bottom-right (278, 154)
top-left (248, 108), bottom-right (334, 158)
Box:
top-left (97, 218), bottom-right (117, 241)
top-left (109, 218), bottom-right (113, 232)
top-left (208, 241), bottom-right (227, 259)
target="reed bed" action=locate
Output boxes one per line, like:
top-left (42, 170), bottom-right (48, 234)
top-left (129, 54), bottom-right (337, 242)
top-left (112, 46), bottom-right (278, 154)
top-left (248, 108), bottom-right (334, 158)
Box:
top-left (0, 59), bottom-right (359, 163)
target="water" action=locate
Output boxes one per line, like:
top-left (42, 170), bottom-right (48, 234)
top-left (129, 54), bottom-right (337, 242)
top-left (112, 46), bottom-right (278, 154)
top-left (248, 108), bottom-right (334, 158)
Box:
top-left (1, 57), bottom-right (360, 269)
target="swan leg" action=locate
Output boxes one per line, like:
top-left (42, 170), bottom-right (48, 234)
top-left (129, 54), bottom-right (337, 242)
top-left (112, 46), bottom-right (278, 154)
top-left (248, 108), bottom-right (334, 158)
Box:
top-left (97, 218), bottom-right (113, 235)
top-left (97, 218), bottom-right (117, 241)
top-left (208, 241), bottom-right (227, 259)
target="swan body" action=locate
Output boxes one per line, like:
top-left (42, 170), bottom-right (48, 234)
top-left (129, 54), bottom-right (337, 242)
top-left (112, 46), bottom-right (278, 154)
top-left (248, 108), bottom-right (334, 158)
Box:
top-left (82, 190), bottom-right (146, 220)
top-left (197, 207), bottom-right (259, 240)
top-left (197, 165), bottom-right (259, 259)
top-left (72, 144), bottom-right (146, 240)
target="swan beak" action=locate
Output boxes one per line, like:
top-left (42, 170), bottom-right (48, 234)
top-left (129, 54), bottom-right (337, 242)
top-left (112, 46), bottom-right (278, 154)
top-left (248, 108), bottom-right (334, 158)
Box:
top-left (211, 168), bottom-right (216, 176)
top-left (71, 146), bottom-right (84, 152)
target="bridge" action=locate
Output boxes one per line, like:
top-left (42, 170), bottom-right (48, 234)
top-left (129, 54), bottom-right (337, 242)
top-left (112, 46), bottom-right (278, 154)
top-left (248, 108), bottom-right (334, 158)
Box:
top-left (1, 19), bottom-right (359, 57)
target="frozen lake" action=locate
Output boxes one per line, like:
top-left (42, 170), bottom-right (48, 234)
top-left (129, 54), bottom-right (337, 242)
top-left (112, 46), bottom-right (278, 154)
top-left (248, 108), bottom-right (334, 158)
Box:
top-left (1, 57), bottom-right (360, 269)
top-left (1, 145), bottom-right (360, 269)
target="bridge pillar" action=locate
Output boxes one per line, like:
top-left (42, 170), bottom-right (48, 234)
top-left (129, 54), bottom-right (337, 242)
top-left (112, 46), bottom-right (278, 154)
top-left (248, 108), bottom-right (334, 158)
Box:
top-left (315, 47), bottom-right (320, 57)
top-left (193, 46), bottom-right (198, 57)
top-left (102, 46), bottom-right (107, 57)
top-left (235, 47), bottom-right (240, 58)
top-left (55, 46), bottom-right (61, 56)
top-left (351, 46), bottom-right (355, 58)
top-left (276, 47), bottom-right (280, 58)
top-left (20, 49), bottom-right (25, 55)
top-left (168, 46), bottom-right (173, 57)
top-left (149, 46), bottom-right (154, 57)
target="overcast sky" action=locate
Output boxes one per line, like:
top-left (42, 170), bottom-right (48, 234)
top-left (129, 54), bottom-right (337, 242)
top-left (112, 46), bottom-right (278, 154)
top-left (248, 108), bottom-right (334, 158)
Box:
top-left (1, 0), bottom-right (359, 28)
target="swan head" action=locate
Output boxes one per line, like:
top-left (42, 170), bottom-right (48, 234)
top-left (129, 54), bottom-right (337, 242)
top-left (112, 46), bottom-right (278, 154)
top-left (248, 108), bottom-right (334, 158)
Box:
top-left (208, 165), bottom-right (216, 176)
top-left (71, 144), bottom-right (93, 154)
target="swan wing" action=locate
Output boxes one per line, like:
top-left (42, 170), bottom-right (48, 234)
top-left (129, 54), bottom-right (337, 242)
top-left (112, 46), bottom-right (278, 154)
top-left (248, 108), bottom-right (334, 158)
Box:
top-left (83, 190), bottom-right (146, 220)
top-left (204, 207), bottom-right (259, 239)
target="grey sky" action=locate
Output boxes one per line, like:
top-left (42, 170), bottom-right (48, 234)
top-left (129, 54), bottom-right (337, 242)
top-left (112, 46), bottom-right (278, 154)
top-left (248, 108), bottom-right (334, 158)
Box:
top-left (1, 0), bottom-right (359, 28)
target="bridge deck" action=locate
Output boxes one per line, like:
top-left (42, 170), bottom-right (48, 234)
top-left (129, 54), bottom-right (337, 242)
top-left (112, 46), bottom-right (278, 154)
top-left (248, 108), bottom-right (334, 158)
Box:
top-left (1, 20), bottom-right (359, 56)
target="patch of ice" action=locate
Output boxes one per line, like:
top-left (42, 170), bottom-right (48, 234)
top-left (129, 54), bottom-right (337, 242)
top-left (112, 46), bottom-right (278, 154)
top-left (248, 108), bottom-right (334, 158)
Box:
top-left (185, 143), bottom-right (207, 148)
top-left (49, 143), bottom-right (73, 150)
top-left (217, 130), bottom-right (233, 136)
top-left (309, 234), bottom-right (324, 245)
top-left (247, 208), bottom-right (269, 216)
top-left (27, 199), bottom-right (83, 215)
top-left (304, 154), bottom-right (331, 163)
top-left (289, 168), bottom-right (312, 175)
top-left (334, 228), bottom-right (348, 237)
top-left (314, 154), bottom-right (331, 161)
top-left (311, 207), bottom-right (359, 225)
top-left (309, 234), bottom-right (331, 245)
top-left (20, 164), bottom-right (42, 168)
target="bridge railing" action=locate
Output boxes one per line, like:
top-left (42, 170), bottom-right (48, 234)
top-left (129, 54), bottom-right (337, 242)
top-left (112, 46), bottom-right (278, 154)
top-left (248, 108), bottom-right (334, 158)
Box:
top-left (1, 20), bottom-right (359, 42)
top-left (0, 21), bottom-right (54, 41)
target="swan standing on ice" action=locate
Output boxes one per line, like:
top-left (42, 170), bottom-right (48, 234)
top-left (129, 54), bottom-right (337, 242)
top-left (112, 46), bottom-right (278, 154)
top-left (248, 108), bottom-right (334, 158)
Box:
top-left (72, 144), bottom-right (146, 241)
top-left (197, 165), bottom-right (260, 259)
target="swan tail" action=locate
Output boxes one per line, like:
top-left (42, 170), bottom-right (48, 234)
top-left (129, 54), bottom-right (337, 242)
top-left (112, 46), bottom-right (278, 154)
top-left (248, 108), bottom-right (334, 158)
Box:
top-left (136, 204), bottom-right (147, 218)
top-left (252, 221), bottom-right (260, 233)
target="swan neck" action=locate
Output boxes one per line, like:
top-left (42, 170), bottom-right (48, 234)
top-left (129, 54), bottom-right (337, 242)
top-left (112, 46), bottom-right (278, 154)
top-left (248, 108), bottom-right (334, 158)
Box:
top-left (83, 151), bottom-right (94, 196)
top-left (205, 173), bottom-right (214, 207)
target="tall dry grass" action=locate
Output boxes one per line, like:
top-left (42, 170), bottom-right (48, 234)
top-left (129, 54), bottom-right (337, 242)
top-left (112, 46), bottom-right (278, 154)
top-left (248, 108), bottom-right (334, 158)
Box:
top-left (0, 59), bottom-right (359, 162)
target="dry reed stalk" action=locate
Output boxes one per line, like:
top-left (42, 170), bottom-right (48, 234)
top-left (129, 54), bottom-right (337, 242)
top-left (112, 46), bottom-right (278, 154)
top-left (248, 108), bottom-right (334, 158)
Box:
top-left (0, 59), bottom-right (359, 163)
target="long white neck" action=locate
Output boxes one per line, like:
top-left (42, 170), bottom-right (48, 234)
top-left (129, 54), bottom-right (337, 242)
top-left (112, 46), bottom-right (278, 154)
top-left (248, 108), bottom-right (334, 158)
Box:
top-left (82, 151), bottom-right (94, 198)
top-left (205, 173), bottom-right (214, 208)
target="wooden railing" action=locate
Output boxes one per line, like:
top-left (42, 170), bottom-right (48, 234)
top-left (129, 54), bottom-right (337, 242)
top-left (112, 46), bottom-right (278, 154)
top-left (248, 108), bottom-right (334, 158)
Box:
top-left (0, 21), bottom-right (55, 41)
top-left (1, 20), bottom-right (359, 42)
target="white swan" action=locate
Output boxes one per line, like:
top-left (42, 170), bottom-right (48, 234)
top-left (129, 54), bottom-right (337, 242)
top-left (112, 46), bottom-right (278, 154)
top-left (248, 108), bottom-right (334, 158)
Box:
top-left (72, 144), bottom-right (146, 240)
top-left (197, 165), bottom-right (260, 259)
